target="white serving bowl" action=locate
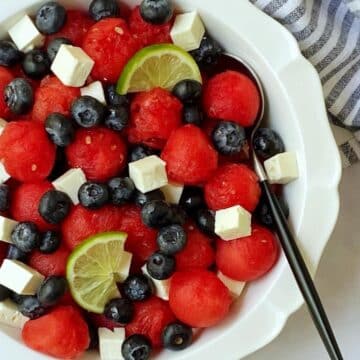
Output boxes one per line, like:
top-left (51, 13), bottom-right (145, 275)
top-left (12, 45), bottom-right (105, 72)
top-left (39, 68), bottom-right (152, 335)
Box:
top-left (0, 1), bottom-right (342, 359)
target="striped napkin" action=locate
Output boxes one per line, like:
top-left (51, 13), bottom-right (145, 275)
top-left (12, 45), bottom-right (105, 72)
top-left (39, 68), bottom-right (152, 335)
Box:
top-left (250, 0), bottom-right (360, 167)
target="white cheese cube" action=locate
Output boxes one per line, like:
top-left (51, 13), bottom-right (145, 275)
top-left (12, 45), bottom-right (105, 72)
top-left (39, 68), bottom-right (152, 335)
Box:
top-left (170, 11), bottom-right (205, 51)
top-left (0, 163), bottom-right (11, 184)
top-left (51, 45), bottom-right (95, 87)
top-left (8, 15), bottom-right (45, 52)
top-left (81, 81), bottom-right (107, 105)
top-left (0, 216), bottom-right (18, 243)
top-left (99, 327), bottom-right (125, 360)
top-left (52, 168), bottom-right (87, 205)
top-left (0, 300), bottom-right (28, 328)
top-left (0, 118), bottom-right (8, 135)
top-left (0, 260), bottom-right (44, 295)
top-left (161, 182), bottom-right (184, 204)
top-left (129, 155), bottom-right (168, 193)
top-left (115, 251), bottom-right (132, 283)
top-left (264, 152), bottom-right (299, 185)
top-left (142, 265), bottom-right (170, 301)
top-left (215, 205), bottom-right (251, 241)
top-left (217, 271), bottom-right (245, 298)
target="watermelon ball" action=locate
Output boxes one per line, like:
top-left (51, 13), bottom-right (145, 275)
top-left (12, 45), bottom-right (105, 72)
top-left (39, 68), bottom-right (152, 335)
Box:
top-left (65, 127), bottom-right (127, 182)
top-left (216, 225), bottom-right (280, 281)
top-left (0, 121), bottom-right (56, 182)
top-left (89, 0), bottom-right (119, 21)
top-left (128, 87), bottom-right (183, 150)
top-left (22, 306), bottom-right (90, 359)
top-left (204, 163), bottom-right (261, 212)
top-left (169, 270), bottom-right (232, 328)
top-left (0, 66), bottom-right (14, 118)
top-left (203, 70), bottom-right (260, 127)
top-left (161, 124), bottom-right (218, 184)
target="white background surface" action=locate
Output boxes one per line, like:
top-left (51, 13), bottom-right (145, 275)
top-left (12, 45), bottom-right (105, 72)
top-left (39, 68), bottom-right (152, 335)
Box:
top-left (246, 162), bottom-right (360, 360)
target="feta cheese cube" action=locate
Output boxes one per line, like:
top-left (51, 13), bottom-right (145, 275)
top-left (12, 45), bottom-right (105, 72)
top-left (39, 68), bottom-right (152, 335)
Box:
top-left (129, 155), bottom-right (168, 193)
top-left (52, 168), bottom-right (87, 205)
top-left (8, 15), bottom-right (45, 52)
top-left (115, 251), bottom-right (132, 283)
top-left (51, 45), bottom-right (95, 87)
top-left (161, 182), bottom-right (184, 204)
top-left (81, 81), bottom-right (107, 105)
top-left (170, 11), bottom-right (205, 51)
top-left (0, 216), bottom-right (18, 243)
top-left (215, 205), bottom-right (251, 241)
top-left (0, 163), bottom-right (10, 184)
top-left (264, 152), bottom-right (299, 184)
top-left (99, 327), bottom-right (125, 360)
top-left (0, 299), bottom-right (28, 328)
top-left (0, 260), bottom-right (44, 295)
top-left (142, 265), bottom-right (170, 301)
top-left (0, 118), bottom-right (8, 135)
top-left (217, 271), bottom-right (245, 298)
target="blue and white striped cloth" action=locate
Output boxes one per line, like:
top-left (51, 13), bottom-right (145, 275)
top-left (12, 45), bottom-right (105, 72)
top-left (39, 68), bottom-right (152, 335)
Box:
top-left (251, 0), bottom-right (360, 167)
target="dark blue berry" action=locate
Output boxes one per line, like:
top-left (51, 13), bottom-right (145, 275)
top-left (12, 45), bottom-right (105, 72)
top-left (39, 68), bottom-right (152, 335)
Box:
top-left (4, 78), bottom-right (33, 115)
top-left (157, 224), bottom-right (187, 255)
top-left (162, 322), bottom-right (193, 350)
top-left (169, 205), bottom-right (187, 226)
top-left (106, 85), bottom-right (129, 107)
top-left (253, 128), bottom-right (285, 160)
top-left (37, 276), bottom-right (67, 307)
top-left (129, 146), bottom-right (157, 163)
top-left (134, 189), bottom-right (165, 207)
top-left (104, 105), bottom-right (129, 131)
top-left (35, 1), bottom-right (67, 35)
top-left (6, 244), bottom-right (27, 262)
top-left (11, 222), bottom-right (40, 253)
top-left (190, 34), bottom-right (223, 67)
top-left (140, 0), bottom-right (173, 24)
top-left (0, 184), bottom-right (10, 212)
top-left (39, 190), bottom-right (72, 224)
top-left (0, 40), bottom-right (22, 67)
top-left (39, 231), bottom-right (61, 254)
top-left (179, 186), bottom-right (205, 215)
top-left (10, 292), bottom-right (24, 304)
top-left (78, 182), bottom-right (109, 209)
top-left (48, 147), bottom-right (68, 181)
top-left (122, 334), bottom-right (152, 360)
top-left (71, 96), bottom-right (106, 128)
top-left (89, 0), bottom-right (119, 21)
top-left (47, 37), bottom-right (72, 62)
top-left (182, 104), bottom-right (203, 126)
top-left (146, 251), bottom-right (175, 280)
top-left (172, 80), bottom-right (202, 104)
top-left (45, 113), bottom-right (75, 147)
top-left (87, 322), bottom-right (99, 349)
top-left (255, 194), bottom-right (289, 229)
top-left (104, 298), bottom-right (134, 324)
top-left (18, 295), bottom-right (46, 319)
top-left (141, 200), bottom-right (173, 228)
top-left (22, 49), bottom-right (50, 79)
top-left (212, 121), bottom-right (246, 155)
top-left (195, 209), bottom-right (215, 237)
top-left (123, 274), bottom-right (153, 301)
top-left (0, 285), bottom-right (10, 301)
top-left (108, 177), bottom-right (135, 205)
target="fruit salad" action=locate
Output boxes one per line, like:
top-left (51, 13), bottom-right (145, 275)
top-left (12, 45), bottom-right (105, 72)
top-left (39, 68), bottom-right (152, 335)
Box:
top-left (0, 0), bottom-right (299, 359)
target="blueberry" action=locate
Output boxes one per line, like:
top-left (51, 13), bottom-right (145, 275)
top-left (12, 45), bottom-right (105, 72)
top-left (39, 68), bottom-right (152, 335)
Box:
top-left (47, 37), bottom-right (72, 62)
top-left (140, 0), bottom-right (173, 24)
top-left (134, 189), bottom-right (165, 207)
top-left (190, 34), bottom-right (223, 67)
top-left (18, 296), bottom-right (46, 319)
top-left (11, 222), bottom-right (40, 253)
top-left (129, 146), bottom-right (157, 163)
top-left (35, 1), bottom-right (67, 34)
top-left (172, 80), bottom-right (202, 104)
top-left (10, 292), bottom-right (24, 305)
top-left (195, 209), bottom-right (215, 237)
top-left (123, 274), bottom-right (153, 301)
top-left (39, 190), bottom-right (72, 224)
top-left (22, 49), bottom-right (51, 79)
top-left (4, 78), bottom-right (33, 115)
top-left (146, 251), bottom-right (175, 280)
top-left (104, 298), bottom-right (134, 324)
top-left (255, 194), bottom-right (289, 229)
top-left (157, 225), bottom-right (187, 255)
top-left (253, 128), bottom-right (285, 160)
top-left (78, 182), bottom-right (109, 209)
top-left (48, 147), bottom-right (68, 181)
top-left (71, 96), bottom-right (106, 128)
top-left (122, 334), bottom-right (152, 360)
top-left (141, 200), bottom-right (173, 228)
top-left (87, 322), bottom-right (99, 350)
top-left (89, 0), bottom-right (119, 21)
top-left (182, 104), bottom-right (203, 126)
top-left (106, 85), bottom-right (129, 107)
top-left (45, 113), bottom-right (75, 147)
top-left (39, 231), bottom-right (61, 254)
top-left (0, 40), bottom-right (22, 67)
top-left (162, 322), bottom-right (193, 350)
top-left (212, 121), bottom-right (246, 155)
top-left (169, 205), bottom-right (187, 226)
top-left (179, 186), bottom-right (205, 215)
top-left (104, 105), bottom-right (129, 131)
top-left (37, 276), bottom-right (67, 307)
top-left (0, 285), bottom-right (10, 301)
top-left (0, 184), bottom-right (10, 212)
top-left (6, 244), bottom-right (27, 262)
top-left (108, 177), bottom-right (135, 205)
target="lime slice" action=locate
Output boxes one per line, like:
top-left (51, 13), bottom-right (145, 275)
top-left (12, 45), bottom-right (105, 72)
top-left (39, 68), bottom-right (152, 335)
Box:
top-left (117, 43), bottom-right (202, 94)
top-left (66, 231), bottom-right (128, 313)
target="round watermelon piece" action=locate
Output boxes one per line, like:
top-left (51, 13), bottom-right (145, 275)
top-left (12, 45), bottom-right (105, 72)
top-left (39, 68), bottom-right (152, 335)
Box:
top-left (0, 66), bottom-right (13, 118)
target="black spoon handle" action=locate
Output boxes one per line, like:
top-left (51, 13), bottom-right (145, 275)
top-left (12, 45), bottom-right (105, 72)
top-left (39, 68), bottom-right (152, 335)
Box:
top-left (260, 180), bottom-right (343, 360)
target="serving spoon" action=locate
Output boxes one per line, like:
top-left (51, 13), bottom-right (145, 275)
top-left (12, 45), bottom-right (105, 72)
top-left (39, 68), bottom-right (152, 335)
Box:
top-left (221, 53), bottom-right (343, 360)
